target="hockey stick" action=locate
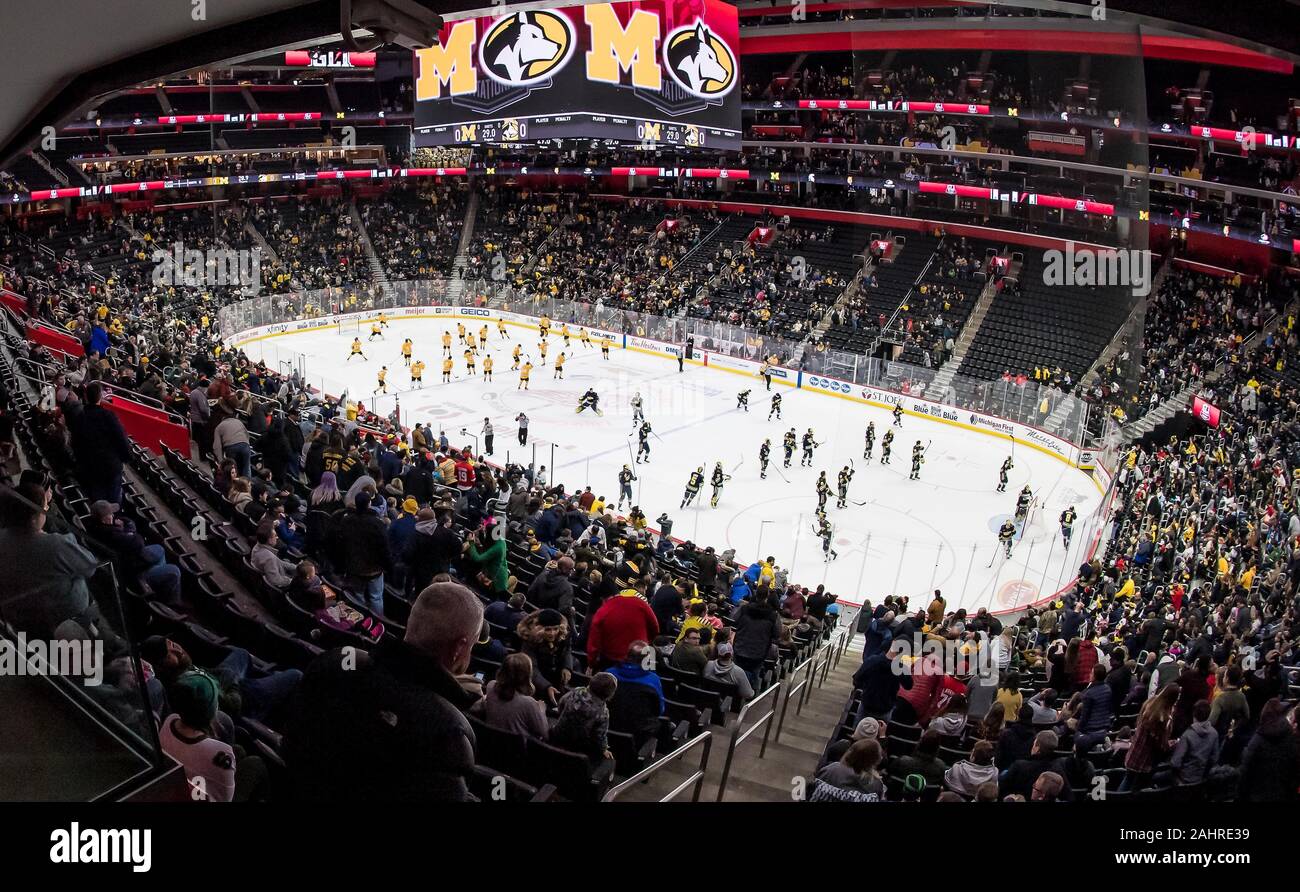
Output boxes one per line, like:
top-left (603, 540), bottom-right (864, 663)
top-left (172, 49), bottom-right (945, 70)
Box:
top-left (774, 465), bottom-right (791, 484)
top-left (732, 457), bottom-right (744, 473)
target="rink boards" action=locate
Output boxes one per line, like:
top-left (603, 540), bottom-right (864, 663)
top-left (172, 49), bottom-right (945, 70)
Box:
top-left (226, 304), bottom-right (1111, 487)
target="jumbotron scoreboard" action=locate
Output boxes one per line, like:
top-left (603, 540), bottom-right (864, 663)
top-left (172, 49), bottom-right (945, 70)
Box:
top-left (413, 0), bottom-right (741, 149)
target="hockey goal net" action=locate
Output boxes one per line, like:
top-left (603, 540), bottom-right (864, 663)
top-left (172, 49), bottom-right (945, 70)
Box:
top-left (1019, 497), bottom-right (1048, 540)
top-left (338, 317), bottom-right (363, 336)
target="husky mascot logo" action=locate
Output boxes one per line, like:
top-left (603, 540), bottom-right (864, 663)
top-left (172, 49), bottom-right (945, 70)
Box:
top-left (663, 21), bottom-right (736, 99)
top-left (479, 10), bottom-right (574, 87)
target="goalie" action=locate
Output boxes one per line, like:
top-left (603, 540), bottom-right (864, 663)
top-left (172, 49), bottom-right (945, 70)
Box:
top-left (1015, 485), bottom-right (1034, 523)
top-left (576, 389), bottom-right (603, 415)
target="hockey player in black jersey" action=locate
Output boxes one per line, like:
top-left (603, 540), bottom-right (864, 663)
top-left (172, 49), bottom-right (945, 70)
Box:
top-left (998, 518), bottom-right (1017, 558)
top-left (1059, 505), bottom-right (1077, 547)
top-left (800, 428), bottom-right (821, 467)
top-left (997, 456), bottom-right (1013, 492)
top-left (577, 389), bottom-right (602, 415)
top-left (815, 471), bottom-right (831, 510)
top-left (909, 440), bottom-right (925, 480)
top-left (768, 392), bottom-right (782, 420)
top-left (892, 403), bottom-right (903, 427)
top-left (782, 428), bottom-right (797, 468)
top-left (636, 421), bottom-right (652, 463)
top-left (617, 464), bottom-right (637, 510)
top-left (681, 467), bottom-right (705, 508)
top-left (709, 462), bottom-right (731, 507)
top-left (880, 429), bottom-right (894, 464)
top-left (815, 515), bottom-right (838, 561)
top-left (737, 390), bottom-right (750, 412)
top-left (863, 422), bottom-right (876, 460)
top-left (836, 465), bottom-right (853, 508)
top-left (759, 439), bottom-right (771, 479)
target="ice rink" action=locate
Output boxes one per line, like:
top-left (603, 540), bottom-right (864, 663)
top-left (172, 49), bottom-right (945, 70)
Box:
top-left (239, 315), bottom-right (1106, 613)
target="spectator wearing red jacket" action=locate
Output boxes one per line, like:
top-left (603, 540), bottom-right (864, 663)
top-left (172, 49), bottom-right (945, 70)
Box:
top-left (587, 576), bottom-right (659, 670)
top-left (893, 651), bottom-right (948, 726)
top-left (1068, 637), bottom-right (1099, 691)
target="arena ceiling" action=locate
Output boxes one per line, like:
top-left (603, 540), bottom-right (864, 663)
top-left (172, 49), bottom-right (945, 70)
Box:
top-left (1, 0), bottom-right (1298, 170)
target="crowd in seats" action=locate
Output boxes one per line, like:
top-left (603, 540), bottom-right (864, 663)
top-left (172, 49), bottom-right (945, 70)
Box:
top-left (821, 232), bottom-right (941, 354)
top-left (461, 189), bottom-right (561, 288)
top-left (248, 196), bottom-right (369, 292)
top-left (690, 221), bottom-right (851, 338)
top-left (358, 184), bottom-right (467, 280)
top-left (0, 253), bottom-right (850, 799)
top-left (1087, 269), bottom-right (1289, 427)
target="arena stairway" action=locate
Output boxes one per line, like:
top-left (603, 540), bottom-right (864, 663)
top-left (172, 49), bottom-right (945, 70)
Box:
top-left (696, 614), bottom-right (861, 802)
top-left (445, 190), bottom-right (481, 301)
top-left (349, 197), bottom-right (398, 303)
top-left (923, 275), bottom-right (999, 402)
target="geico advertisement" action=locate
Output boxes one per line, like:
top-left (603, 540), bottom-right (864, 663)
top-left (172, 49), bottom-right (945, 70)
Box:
top-left (414, 0), bottom-right (740, 148)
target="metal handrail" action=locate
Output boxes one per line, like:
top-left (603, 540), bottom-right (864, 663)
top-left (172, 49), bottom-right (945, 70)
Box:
top-left (714, 680), bottom-right (781, 802)
top-left (601, 730), bottom-right (713, 803)
top-left (774, 654), bottom-right (814, 743)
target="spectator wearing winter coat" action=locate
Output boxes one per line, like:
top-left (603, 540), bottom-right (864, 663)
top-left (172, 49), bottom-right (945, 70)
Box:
top-left (84, 499), bottom-right (182, 603)
top-left (1171, 656), bottom-right (1213, 737)
top-left (528, 556), bottom-right (576, 615)
top-left (853, 642), bottom-right (913, 721)
top-left (1000, 730), bottom-right (1072, 800)
top-left (404, 509), bottom-right (461, 596)
top-left (1058, 602), bottom-right (1084, 641)
top-left (1237, 698), bottom-right (1300, 803)
top-left (651, 577), bottom-right (686, 634)
top-left (260, 415), bottom-right (293, 485)
top-left (1208, 666), bottom-right (1250, 736)
top-left (484, 594), bottom-right (528, 636)
top-left (334, 493), bottom-right (390, 616)
top-left (67, 381), bottom-right (131, 505)
top-left (861, 611), bottom-right (895, 659)
top-left (731, 590), bottom-right (782, 688)
top-left (1071, 665), bottom-right (1115, 750)
top-left (893, 651), bottom-right (947, 726)
top-left (535, 503), bottom-right (563, 544)
top-left (551, 673), bottom-right (618, 766)
top-left (890, 729), bottom-right (947, 791)
top-left (1169, 699), bottom-right (1219, 785)
top-left (1148, 649), bottom-right (1181, 698)
top-left (996, 706), bottom-right (1037, 768)
top-left (670, 627), bottom-right (708, 674)
top-left (283, 580), bottom-right (484, 802)
top-left (387, 499), bottom-right (420, 571)
top-left (517, 609), bottom-right (572, 703)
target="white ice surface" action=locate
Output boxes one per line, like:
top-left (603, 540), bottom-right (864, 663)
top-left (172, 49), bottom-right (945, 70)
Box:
top-left (244, 318), bottom-right (1104, 612)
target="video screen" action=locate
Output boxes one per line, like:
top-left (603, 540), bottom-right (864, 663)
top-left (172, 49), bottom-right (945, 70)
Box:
top-left (413, 0), bottom-right (741, 149)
